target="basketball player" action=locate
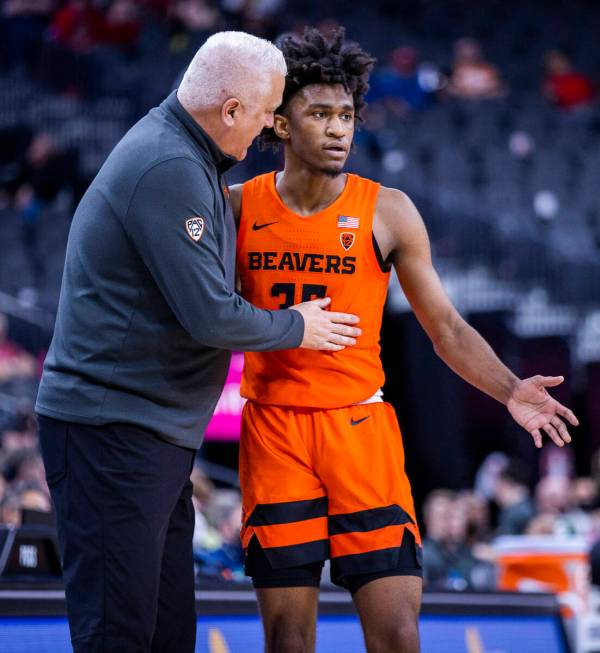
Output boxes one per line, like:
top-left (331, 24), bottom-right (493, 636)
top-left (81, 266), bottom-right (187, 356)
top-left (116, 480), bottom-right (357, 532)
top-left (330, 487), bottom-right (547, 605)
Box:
top-left (229, 28), bottom-right (578, 653)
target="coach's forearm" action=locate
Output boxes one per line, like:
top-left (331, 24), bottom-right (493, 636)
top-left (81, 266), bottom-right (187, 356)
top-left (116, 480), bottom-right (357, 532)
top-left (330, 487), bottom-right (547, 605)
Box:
top-left (433, 318), bottom-right (519, 404)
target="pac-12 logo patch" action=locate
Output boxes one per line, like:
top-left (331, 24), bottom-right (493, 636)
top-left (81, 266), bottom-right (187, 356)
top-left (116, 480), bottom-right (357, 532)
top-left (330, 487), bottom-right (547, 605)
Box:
top-left (185, 216), bottom-right (205, 242)
top-left (340, 232), bottom-right (355, 251)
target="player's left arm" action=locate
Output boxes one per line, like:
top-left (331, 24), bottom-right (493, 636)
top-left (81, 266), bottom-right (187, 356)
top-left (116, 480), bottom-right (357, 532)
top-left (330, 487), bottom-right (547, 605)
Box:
top-left (374, 187), bottom-right (578, 448)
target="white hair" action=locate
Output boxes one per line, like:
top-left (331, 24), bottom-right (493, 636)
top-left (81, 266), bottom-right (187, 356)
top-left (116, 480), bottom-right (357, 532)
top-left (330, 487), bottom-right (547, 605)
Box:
top-left (178, 31), bottom-right (286, 110)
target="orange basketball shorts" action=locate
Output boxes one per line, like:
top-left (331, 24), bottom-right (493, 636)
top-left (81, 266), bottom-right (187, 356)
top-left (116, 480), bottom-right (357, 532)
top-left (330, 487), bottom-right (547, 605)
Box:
top-left (239, 400), bottom-right (421, 587)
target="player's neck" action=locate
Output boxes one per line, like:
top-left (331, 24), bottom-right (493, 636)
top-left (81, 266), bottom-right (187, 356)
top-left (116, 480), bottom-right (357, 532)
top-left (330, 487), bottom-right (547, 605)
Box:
top-left (276, 164), bottom-right (347, 216)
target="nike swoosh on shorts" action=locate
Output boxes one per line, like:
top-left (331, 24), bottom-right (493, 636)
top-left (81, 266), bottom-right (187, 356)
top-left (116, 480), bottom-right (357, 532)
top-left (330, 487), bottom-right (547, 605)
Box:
top-left (350, 416), bottom-right (370, 426)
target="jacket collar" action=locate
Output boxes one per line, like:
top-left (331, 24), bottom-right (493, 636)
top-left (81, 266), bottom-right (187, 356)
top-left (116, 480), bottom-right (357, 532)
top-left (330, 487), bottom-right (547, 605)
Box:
top-left (163, 90), bottom-right (237, 174)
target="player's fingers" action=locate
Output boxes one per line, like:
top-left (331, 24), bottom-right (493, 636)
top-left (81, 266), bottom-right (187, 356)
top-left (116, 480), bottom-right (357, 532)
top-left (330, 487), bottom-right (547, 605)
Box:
top-left (538, 375), bottom-right (564, 387)
top-left (550, 416), bottom-right (572, 444)
top-left (319, 341), bottom-right (345, 351)
top-left (328, 311), bottom-right (360, 325)
top-left (327, 333), bottom-right (356, 346)
top-left (330, 324), bottom-right (362, 337)
top-left (531, 429), bottom-right (543, 448)
top-left (310, 297), bottom-right (331, 308)
top-left (542, 423), bottom-right (564, 447)
top-left (556, 403), bottom-right (579, 426)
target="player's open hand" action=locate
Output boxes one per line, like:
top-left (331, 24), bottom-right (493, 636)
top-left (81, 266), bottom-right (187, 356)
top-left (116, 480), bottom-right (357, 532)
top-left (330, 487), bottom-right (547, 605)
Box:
top-left (290, 297), bottom-right (361, 351)
top-left (506, 375), bottom-right (579, 448)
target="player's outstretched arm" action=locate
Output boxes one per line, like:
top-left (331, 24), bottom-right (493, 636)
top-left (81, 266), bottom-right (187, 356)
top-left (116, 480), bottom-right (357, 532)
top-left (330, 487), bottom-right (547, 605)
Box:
top-left (376, 187), bottom-right (578, 447)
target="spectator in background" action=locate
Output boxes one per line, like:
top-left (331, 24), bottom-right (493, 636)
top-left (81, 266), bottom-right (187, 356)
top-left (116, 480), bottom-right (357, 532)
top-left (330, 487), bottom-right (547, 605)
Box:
top-left (368, 46), bottom-right (439, 116)
top-left (0, 314), bottom-right (37, 387)
top-left (3, 447), bottom-right (47, 488)
top-left (195, 489), bottom-right (244, 581)
top-left (0, 410), bottom-right (51, 528)
top-left (447, 37), bottom-right (506, 100)
top-left (0, 0), bottom-right (55, 72)
top-left (527, 475), bottom-right (592, 536)
top-left (47, 0), bottom-right (105, 54)
top-left (19, 482), bottom-right (52, 517)
top-left (0, 492), bottom-right (22, 526)
top-left (543, 50), bottom-right (596, 111)
top-left (44, 0), bottom-right (141, 96)
top-left (422, 489), bottom-right (494, 590)
top-left (13, 132), bottom-right (79, 204)
top-left (166, 0), bottom-right (221, 55)
top-left (221, 0), bottom-right (284, 38)
top-left (0, 412), bottom-right (38, 453)
top-left (0, 484), bottom-right (51, 527)
top-left (493, 460), bottom-right (535, 536)
top-left (0, 125), bottom-right (34, 208)
top-left (591, 538), bottom-right (600, 586)
top-left (7, 132), bottom-right (79, 278)
top-left (573, 477), bottom-right (599, 513)
top-left (43, 0), bottom-right (98, 96)
top-left (103, 0), bottom-right (141, 52)
top-left (458, 490), bottom-right (491, 546)
top-left (191, 463), bottom-right (221, 552)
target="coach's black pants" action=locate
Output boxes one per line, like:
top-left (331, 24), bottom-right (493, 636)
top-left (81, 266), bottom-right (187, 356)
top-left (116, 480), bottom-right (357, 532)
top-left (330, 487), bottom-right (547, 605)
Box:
top-left (37, 415), bottom-right (197, 653)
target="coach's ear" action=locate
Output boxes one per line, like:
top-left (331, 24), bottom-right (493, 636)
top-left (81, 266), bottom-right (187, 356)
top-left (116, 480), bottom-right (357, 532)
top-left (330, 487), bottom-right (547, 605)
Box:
top-left (222, 97), bottom-right (241, 126)
top-left (273, 114), bottom-right (290, 140)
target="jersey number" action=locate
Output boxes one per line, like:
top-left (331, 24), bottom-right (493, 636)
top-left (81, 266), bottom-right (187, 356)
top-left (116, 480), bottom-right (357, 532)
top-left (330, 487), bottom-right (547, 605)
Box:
top-left (271, 283), bottom-right (327, 309)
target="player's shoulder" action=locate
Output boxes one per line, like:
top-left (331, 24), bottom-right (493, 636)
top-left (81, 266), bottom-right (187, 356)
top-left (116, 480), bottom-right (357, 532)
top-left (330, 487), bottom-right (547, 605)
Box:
top-left (230, 172), bottom-right (274, 196)
top-left (376, 185), bottom-right (415, 211)
top-left (228, 172), bottom-right (275, 220)
top-left (375, 185), bottom-right (422, 226)
top-left (373, 185), bottom-right (429, 254)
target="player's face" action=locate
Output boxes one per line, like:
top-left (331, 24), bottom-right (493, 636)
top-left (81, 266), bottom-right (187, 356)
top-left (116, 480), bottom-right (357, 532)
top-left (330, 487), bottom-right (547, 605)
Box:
top-left (277, 83), bottom-right (355, 176)
top-left (228, 72), bottom-right (285, 160)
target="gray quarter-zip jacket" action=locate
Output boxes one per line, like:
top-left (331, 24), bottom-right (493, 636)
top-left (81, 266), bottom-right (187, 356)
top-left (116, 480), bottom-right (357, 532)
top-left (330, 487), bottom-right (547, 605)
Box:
top-left (36, 91), bottom-right (303, 448)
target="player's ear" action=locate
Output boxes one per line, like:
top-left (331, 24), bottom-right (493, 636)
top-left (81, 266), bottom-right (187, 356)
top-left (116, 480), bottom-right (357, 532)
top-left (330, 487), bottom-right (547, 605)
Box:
top-left (222, 98), bottom-right (241, 126)
top-left (273, 113), bottom-right (290, 140)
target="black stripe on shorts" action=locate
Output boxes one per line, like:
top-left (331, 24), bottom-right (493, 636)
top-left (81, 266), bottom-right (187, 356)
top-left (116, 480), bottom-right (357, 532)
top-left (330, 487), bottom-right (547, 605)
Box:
top-left (247, 496), bottom-right (328, 526)
top-left (328, 503), bottom-right (413, 536)
top-left (259, 539), bottom-right (330, 569)
top-left (330, 529), bottom-right (422, 588)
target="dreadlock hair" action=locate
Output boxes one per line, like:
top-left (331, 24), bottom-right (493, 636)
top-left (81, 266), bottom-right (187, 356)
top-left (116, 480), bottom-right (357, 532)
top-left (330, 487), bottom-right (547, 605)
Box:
top-left (260, 26), bottom-right (376, 148)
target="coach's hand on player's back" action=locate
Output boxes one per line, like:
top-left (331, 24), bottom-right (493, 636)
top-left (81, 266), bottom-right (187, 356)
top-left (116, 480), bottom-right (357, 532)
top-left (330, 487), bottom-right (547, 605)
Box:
top-left (290, 297), bottom-right (361, 351)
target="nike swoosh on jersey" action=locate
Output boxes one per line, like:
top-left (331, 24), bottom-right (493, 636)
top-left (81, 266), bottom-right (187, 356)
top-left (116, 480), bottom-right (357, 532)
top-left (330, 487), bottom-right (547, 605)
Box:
top-left (252, 221), bottom-right (278, 231)
top-left (350, 416), bottom-right (370, 426)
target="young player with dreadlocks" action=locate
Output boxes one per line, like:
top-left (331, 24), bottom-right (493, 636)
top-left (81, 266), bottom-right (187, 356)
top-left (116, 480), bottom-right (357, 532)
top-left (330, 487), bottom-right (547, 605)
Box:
top-left (229, 28), bottom-right (577, 653)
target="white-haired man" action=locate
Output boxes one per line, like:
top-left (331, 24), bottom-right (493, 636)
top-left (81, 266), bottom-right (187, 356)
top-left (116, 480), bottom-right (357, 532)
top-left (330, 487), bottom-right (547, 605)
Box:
top-left (36, 31), bottom-right (361, 653)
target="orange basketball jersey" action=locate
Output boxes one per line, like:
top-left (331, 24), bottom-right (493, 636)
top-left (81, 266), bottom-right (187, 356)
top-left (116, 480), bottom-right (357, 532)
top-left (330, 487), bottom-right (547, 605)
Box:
top-left (236, 172), bottom-right (390, 408)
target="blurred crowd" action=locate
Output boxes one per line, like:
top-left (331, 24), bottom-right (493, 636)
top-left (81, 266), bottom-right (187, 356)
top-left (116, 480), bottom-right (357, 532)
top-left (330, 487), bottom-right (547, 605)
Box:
top-left (1, 0), bottom-right (596, 106)
top-left (365, 20), bottom-right (596, 111)
top-left (0, 404), bottom-right (248, 583)
top-left (0, 0), bottom-right (289, 90)
top-left (422, 453), bottom-right (600, 591)
top-left (1, 1), bottom-right (598, 289)
top-left (0, 411), bottom-right (51, 528)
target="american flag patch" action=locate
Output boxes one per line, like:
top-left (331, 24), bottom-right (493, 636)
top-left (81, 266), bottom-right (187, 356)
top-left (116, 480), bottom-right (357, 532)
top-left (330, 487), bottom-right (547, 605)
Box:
top-left (337, 215), bottom-right (359, 229)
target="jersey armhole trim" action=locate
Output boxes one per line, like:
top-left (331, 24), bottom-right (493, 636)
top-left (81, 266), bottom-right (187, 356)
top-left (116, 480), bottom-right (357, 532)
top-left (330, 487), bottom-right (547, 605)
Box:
top-left (372, 233), bottom-right (393, 273)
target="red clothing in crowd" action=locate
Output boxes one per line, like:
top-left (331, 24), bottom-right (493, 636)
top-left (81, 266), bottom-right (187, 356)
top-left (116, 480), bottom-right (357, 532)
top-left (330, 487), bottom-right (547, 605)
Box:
top-left (545, 73), bottom-right (596, 109)
top-left (50, 0), bottom-right (140, 52)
